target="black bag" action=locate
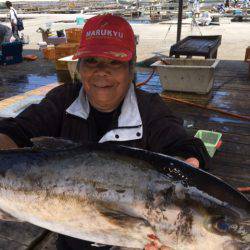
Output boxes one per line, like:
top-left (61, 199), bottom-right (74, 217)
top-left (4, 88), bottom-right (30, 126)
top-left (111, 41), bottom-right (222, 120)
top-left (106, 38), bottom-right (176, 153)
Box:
top-left (13, 10), bottom-right (24, 31)
top-left (16, 19), bottom-right (24, 31)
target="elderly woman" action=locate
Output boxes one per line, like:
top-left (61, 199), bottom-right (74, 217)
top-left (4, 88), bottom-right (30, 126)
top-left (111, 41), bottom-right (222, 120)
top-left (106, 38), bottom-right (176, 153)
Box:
top-left (0, 15), bottom-right (209, 250)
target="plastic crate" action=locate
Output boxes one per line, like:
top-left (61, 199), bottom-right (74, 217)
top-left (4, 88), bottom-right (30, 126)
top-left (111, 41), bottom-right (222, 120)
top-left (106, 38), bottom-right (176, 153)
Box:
top-left (194, 130), bottom-right (222, 157)
top-left (42, 46), bottom-right (56, 60)
top-left (54, 60), bottom-right (68, 71)
top-left (0, 41), bottom-right (23, 65)
top-left (55, 43), bottom-right (79, 60)
top-left (151, 59), bottom-right (219, 94)
top-left (65, 28), bottom-right (82, 43)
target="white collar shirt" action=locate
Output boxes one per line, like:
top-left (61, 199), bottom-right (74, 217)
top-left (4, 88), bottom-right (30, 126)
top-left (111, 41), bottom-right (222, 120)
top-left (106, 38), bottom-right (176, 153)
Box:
top-left (9, 7), bottom-right (17, 25)
top-left (66, 83), bottom-right (143, 143)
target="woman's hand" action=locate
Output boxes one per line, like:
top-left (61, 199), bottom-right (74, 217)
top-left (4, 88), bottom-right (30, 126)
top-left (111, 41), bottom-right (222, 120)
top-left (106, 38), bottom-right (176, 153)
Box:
top-left (145, 242), bottom-right (171, 250)
top-left (185, 157), bottom-right (200, 168)
top-left (144, 234), bottom-right (172, 250)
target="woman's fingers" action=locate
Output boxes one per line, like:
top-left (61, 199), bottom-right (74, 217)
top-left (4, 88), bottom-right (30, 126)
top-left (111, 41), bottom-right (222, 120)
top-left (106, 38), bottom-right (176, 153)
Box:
top-left (185, 157), bottom-right (200, 168)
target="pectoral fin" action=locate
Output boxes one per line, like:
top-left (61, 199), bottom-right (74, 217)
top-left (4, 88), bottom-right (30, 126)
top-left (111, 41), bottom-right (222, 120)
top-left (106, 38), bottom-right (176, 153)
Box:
top-left (97, 205), bottom-right (150, 229)
top-left (0, 209), bottom-right (22, 222)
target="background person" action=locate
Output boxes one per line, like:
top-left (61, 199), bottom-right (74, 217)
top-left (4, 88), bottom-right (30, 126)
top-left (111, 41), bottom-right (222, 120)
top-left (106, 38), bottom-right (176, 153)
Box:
top-left (233, 0), bottom-right (238, 7)
top-left (242, 0), bottom-right (249, 15)
top-left (0, 23), bottom-right (13, 44)
top-left (225, 0), bottom-right (230, 8)
top-left (193, 0), bottom-right (200, 17)
top-left (0, 14), bottom-right (210, 250)
top-left (5, 1), bottom-right (19, 39)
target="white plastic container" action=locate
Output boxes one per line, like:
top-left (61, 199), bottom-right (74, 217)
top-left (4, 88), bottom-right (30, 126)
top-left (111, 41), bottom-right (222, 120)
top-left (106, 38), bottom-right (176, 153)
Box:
top-left (151, 58), bottom-right (219, 94)
top-left (58, 55), bottom-right (80, 80)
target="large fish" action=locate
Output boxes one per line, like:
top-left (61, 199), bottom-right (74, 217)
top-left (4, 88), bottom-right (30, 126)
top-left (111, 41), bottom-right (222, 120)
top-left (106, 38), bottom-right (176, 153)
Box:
top-left (0, 138), bottom-right (249, 250)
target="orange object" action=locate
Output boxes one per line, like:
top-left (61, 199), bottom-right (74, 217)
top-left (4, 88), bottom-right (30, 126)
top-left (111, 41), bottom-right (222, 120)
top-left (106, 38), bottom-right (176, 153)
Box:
top-left (237, 187), bottom-right (250, 192)
top-left (216, 140), bottom-right (222, 149)
top-left (42, 47), bottom-right (56, 60)
top-left (245, 47), bottom-right (250, 78)
top-left (244, 46), bottom-right (250, 61)
top-left (23, 54), bottom-right (38, 61)
top-left (54, 43), bottom-right (79, 71)
top-left (65, 28), bottom-right (82, 43)
top-left (54, 60), bottom-right (68, 71)
top-left (55, 43), bottom-right (79, 60)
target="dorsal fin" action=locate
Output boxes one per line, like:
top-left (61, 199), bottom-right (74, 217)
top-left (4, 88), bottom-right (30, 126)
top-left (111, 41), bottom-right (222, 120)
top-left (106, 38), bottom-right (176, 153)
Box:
top-left (31, 137), bottom-right (80, 150)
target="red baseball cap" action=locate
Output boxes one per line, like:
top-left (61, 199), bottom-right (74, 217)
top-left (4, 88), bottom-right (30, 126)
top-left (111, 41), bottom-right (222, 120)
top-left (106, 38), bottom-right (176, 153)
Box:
top-left (72, 14), bottom-right (135, 62)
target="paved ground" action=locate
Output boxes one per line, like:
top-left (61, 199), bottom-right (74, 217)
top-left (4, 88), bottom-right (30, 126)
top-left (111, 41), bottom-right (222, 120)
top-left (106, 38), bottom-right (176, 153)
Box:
top-left (0, 13), bottom-right (250, 61)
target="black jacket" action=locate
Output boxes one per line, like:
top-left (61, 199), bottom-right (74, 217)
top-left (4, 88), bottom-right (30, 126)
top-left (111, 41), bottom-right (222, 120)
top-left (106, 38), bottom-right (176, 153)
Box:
top-left (0, 82), bottom-right (209, 167)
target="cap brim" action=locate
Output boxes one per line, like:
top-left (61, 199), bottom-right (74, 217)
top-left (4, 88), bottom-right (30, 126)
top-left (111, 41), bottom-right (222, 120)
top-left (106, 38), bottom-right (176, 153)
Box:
top-left (72, 46), bottom-right (133, 61)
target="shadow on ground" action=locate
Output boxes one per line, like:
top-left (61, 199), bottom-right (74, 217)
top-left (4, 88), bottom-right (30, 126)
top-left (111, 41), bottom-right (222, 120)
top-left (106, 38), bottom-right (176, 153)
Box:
top-left (0, 48), bottom-right (71, 100)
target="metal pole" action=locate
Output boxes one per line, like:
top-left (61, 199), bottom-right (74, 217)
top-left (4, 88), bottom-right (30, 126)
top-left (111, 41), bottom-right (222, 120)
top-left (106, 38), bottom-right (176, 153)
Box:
top-left (177, 0), bottom-right (183, 42)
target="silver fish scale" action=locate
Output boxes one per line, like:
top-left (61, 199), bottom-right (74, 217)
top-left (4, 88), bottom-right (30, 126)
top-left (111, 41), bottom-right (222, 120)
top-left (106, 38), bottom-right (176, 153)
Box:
top-left (0, 147), bottom-right (248, 249)
top-left (0, 150), bottom-right (172, 208)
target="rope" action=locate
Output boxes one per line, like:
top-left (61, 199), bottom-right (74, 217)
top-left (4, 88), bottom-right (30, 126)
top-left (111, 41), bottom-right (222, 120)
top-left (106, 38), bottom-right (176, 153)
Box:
top-left (135, 69), bottom-right (155, 87)
top-left (135, 70), bottom-right (250, 121)
top-left (160, 95), bottom-right (250, 121)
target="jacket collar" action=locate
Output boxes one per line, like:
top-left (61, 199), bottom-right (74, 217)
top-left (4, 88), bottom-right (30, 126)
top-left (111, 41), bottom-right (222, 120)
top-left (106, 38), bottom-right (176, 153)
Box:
top-left (66, 87), bottom-right (90, 120)
top-left (66, 83), bottom-right (143, 143)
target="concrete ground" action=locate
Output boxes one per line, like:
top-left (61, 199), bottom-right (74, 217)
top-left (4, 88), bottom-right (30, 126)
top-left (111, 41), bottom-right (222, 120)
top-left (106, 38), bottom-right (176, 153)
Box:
top-left (0, 13), bottom-right (249, 61)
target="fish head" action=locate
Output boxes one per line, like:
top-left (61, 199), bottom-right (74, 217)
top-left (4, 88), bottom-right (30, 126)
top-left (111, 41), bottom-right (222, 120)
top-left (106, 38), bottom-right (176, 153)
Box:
top-left (183, 195), bottom-right (249, 250)
top-left (140, 152), bottom-right (250, 250)
top-left (153, 182), bottom-right (250, 250)
top-left (200, 213), bottom-right (250, 250)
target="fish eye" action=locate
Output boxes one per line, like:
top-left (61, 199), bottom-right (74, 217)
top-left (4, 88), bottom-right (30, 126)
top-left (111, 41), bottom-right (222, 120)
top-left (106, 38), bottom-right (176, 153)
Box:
top-left (213, 218), bottom-right (229, 234)
top-left (204, 216), bottom-right (230, 235)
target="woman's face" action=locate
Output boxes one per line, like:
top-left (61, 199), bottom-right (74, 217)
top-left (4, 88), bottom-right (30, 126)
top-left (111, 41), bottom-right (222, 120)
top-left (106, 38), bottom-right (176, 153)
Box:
top-left (79, 57), bottom-right (133, 112)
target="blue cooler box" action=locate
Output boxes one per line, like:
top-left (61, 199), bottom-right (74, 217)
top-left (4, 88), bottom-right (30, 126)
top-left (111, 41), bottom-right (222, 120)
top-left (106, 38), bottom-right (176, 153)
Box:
top-left (233, 9), bottom-right (242, 15)
top-left (0, 41), bottom-right (23, 65)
